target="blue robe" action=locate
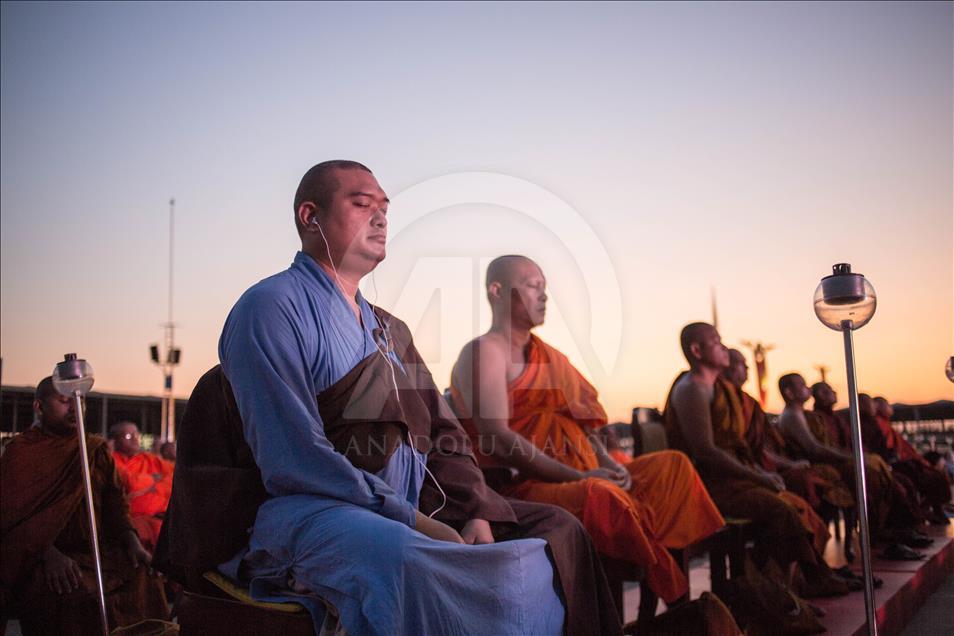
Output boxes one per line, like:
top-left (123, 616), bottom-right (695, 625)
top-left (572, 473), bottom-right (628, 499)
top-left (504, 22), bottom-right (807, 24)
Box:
top-left (218, 252), bottom-right (564, 635)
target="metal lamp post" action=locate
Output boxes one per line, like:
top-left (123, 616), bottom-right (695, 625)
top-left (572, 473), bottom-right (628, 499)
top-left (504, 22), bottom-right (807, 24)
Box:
top-left (150, 197), bottom-right (181, 442)
top-left (813, 263), bottom-right (878, 635)
top-left (52, 354), bottom-right (108, 636)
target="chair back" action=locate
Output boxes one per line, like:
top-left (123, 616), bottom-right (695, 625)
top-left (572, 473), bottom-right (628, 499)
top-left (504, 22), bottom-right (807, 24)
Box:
top-left (631, 407), bottom-right (669, 456)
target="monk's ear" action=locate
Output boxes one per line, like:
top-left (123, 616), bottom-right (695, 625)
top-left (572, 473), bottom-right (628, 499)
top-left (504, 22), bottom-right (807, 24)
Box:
top-left (297, 201), bottom-right (320, 232)
top-left (689, 342), bottom-right (702, 363)
top-left (33, 398), bottom-right (43, 418)
top-left (487, 281), bottom-right (502, 301)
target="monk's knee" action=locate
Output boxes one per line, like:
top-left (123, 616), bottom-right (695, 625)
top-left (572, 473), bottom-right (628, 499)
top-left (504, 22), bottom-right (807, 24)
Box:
top-left (661, 449), bottom-right (694, 470)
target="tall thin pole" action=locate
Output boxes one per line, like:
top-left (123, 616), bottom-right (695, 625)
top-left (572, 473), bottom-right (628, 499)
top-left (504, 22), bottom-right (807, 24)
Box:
top-left (165, 198), bottom-right (176, 441)
top-left (168, 198), bottom-right (174, 327)
top-left (72, 390), bottom-right (109, 635)
top-left (842, 322), bottom-right (877, 635)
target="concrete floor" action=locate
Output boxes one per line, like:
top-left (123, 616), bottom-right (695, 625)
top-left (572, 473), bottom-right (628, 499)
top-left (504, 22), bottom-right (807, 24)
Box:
top-left (899, 573), bottom-right (954, 636)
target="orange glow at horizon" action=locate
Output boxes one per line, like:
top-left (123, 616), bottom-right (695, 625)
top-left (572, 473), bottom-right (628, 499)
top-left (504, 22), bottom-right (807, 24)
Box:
top-left (1, 2), bottom-right (951, 424)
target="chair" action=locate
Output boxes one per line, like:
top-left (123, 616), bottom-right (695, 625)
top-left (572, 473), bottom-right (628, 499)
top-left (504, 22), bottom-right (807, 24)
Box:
top-left (630, 407), bottom-right (754, 598)
top-left (174, 571), bottom-right (320, 636)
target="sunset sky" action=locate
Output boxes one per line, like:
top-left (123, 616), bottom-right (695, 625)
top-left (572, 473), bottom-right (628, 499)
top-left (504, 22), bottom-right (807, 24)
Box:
top-left (2, 1), bottom-right (951, 421)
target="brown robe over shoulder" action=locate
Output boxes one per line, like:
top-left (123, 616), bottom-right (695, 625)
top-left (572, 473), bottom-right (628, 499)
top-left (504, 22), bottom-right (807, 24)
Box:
top-left (1, 427), bottom-right (169, 634)
top-left (155, 307), bottom-right (620, 636)
top-left (662, 374), bottom-right (832, 569)
top-left (740, 389), bottom-right (854, 511)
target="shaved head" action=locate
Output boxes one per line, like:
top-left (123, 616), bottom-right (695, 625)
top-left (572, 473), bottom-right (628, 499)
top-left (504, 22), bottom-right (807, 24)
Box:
top-left (486, 255), bottom-right (535, 289)
top-left (873, 396), bottom-right (893, 418)
top-left (34, 376), bottom-right (57, 404)
top-left (680, 322), bottom-right (713, 362)
top-left (293, 160), bottom-right (372, 236)
top-left (858, 393), bottom-right (876, 417)
top-left (485, 255), bottom-right (547, 328)
top-left (812, 381), bottom-right (837, 410)
top-left (778, 373), bottom-right (800, 395)
top-left (722, 348), bottom-right (748, 387)
top-left (679, 322), bottom-right (729, 370)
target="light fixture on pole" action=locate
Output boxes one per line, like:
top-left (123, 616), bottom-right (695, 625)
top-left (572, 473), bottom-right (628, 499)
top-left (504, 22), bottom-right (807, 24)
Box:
top-left (149, 341), bottom-right (181, 442)
top-left (52, 354), bottom-right (108, 636)
top-left (813, 262), bottom-right (877, 635)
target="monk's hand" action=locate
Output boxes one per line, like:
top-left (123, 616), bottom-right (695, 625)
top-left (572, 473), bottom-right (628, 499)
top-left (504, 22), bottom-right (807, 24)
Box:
top-left (608, 463), bottom-right (632, 490)
top-left (414, 510), bottom-right (465, 544)
top-left (759, 471), bottom-right (785, 492)
top-left (124, 530), bottom-right (153, 571)
top-left (460, 518), bottom-right (495, 545)
top-left (42, 545), bottom-right (84, 594)
top-left (581, 468), bottom-right (624, 485)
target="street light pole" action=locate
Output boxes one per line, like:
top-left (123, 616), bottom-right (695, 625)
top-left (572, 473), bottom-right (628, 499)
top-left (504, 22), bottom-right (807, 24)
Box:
top-left (814, 262), bottom-right (878, 635)
top-left (52, 354), bottom-right (108, 636)
top-left (150, 198), bottom-right (181, 442)
top-left (166, 197), bottom-right (175, 440)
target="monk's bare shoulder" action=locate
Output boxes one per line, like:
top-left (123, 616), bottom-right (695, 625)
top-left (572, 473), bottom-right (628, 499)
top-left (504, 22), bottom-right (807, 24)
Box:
top-left (672, 373), bottom-right (711, 405)
top-left (778, 408), bottom-right (810, 441)
top-left (453, 334), bottom-right (506, 384)
top-left (474, 333), bottom-right (508, 362)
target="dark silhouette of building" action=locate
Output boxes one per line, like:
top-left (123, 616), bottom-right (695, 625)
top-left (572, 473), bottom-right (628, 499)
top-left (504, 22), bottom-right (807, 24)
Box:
top-left (1, 384), bottom-right (186, 443)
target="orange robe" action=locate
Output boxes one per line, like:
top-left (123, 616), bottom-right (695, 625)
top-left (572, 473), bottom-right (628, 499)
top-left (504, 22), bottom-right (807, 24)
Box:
top-left (112, 451), bottom-right (174, 552)
top-left (609, 449), bottom-right (633, 466)
top-left (872, 416), bottom-right (953, 510)
top-left (663, 375), bottom-right (833, 563)
top-left (874, 415), bottom-right (921, 461)
top-left (453, 336), bottom-right (724, 603)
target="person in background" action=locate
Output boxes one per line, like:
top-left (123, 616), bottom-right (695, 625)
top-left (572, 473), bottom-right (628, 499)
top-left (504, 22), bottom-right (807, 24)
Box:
top-left (1, 377), bottom-right (168, 634)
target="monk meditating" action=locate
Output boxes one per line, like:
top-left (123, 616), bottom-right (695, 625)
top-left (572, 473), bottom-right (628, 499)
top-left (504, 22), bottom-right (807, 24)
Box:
top-left (811, 382), bottom-right (850, 452)
top-left (154, 161), bottom-right (620, 636)
top-left (812, 384), bottom-right (931, 550)
top-left (449, 255), bottom-right (725, 607)
top-left (872, 396), bottom-right (951, 525)
top-left (723, 354), bottom-right (854, 517)
top-left (778, 375), bottom-right (899, 511)
top-left (662, 323), bottom-right (854, 598)
top-left (1, 377), bottom-right (169, 634)
top-left (110, 421), bottom-right (174, 552)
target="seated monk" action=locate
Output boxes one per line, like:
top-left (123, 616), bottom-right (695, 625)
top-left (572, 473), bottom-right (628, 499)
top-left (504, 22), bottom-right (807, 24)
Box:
top-left (110, 420), bottom-right (174, 552)
top-left (873, 396), bottom-right (951, 525)
top-left (153, 161), bottom-right (621, 636)
top-left (662, 323), bottom-right (854, 599)
top-left (723, 354), bottom-right (854, 516)
top-left (810, 382), bottom-right (851, 452)
top-left (814, 383), bottom-right (927, 536)
top-left (450, 255), bottom-right (725, 606)
top-left (1, 377), bottom-right (169, 634)
top-left (777, 374), bottom-right (925, 551)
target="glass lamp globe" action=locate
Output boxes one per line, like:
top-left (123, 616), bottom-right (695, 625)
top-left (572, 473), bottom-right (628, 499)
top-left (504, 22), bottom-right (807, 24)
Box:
top-left (813, 263), bottom-right (877, 331)
top-left (946, 357), bottom-right (954, 383)
top-left (52, 353), bottom-right (95, 396)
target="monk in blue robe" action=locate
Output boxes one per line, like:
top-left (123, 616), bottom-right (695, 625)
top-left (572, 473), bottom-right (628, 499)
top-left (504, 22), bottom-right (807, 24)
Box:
top-left (154, 160), bottom-right (619, 636)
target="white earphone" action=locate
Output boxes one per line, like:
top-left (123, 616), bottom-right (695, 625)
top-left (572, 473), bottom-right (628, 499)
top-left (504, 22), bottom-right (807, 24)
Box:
top-left (314, 211), bottom-right (446, 517)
